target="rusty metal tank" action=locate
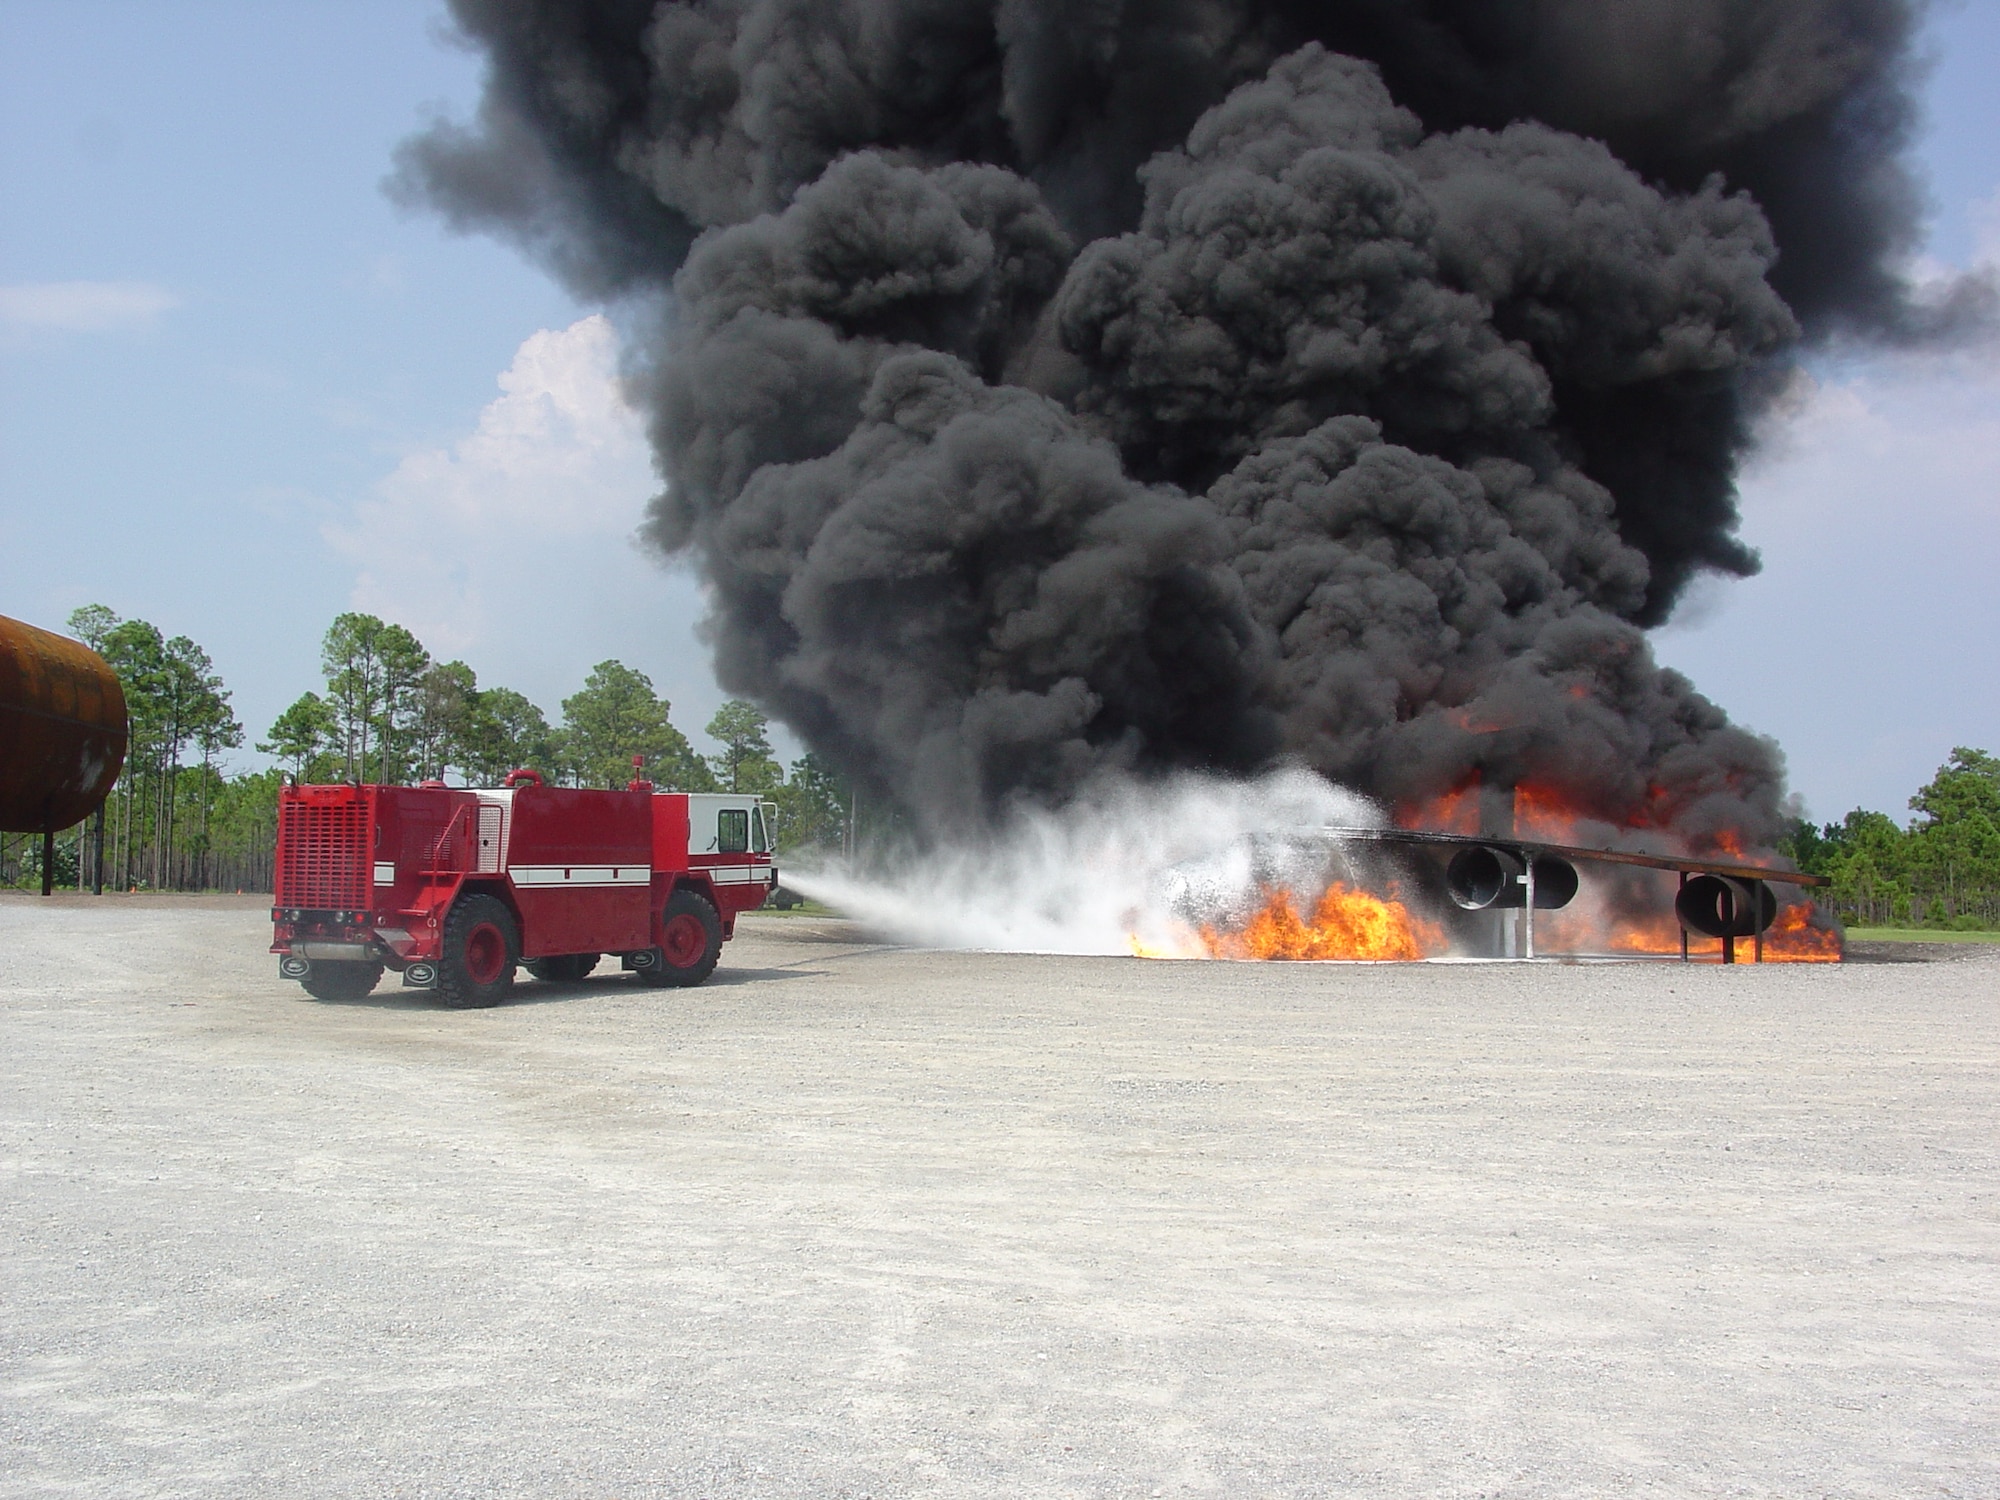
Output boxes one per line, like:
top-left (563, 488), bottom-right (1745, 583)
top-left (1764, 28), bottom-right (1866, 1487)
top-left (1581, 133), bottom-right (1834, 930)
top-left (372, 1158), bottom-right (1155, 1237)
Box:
top-left (0, 613), bottom-right (128, 833)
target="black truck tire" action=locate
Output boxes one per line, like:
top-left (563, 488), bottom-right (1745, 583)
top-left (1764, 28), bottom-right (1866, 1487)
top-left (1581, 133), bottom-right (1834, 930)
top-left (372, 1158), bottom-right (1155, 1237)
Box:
top-left (638, 889), bottom-right (722, 988)
top-left (300, 960), bottom-right (384, 1002)
top-left (525, 953), bottom-right (600, 982)
top-left (435, 894), bottom-right (518, 1009)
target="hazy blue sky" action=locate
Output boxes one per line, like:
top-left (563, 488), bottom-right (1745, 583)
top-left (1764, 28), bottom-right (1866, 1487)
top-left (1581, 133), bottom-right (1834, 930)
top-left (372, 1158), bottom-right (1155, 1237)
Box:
top-left (2, 1), bottom-right (1995, 822)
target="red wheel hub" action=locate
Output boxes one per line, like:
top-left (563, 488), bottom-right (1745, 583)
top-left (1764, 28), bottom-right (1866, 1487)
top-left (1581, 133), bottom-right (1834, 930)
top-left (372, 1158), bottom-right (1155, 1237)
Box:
top-left (463, 922), bottom-right (507, 985)
top-left (661, 912), bottom-right (706, 967)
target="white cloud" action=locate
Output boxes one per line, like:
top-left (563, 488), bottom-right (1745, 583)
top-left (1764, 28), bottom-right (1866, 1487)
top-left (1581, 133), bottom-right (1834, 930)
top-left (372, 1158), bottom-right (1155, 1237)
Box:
top-left (1653, 345), bottom-right (2000, 822)
top-left (0, 280), bottom-right (178, 330)
top-left (334, 315), bottom-right (742, 747)
top-left (343, 314), bottom-right (659, 652)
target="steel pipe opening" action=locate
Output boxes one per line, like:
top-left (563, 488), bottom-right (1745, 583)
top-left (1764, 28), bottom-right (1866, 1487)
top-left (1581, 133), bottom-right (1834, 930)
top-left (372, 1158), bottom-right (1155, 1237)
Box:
top-left (1675, 875), bottom-right (1778, 938)
top-left (1447, 845), bottom-right (1521, 908)
top-left (1527, 857), bottom-right (1579, 910)
top-left (1446, 847), bottom-right (1577, 910)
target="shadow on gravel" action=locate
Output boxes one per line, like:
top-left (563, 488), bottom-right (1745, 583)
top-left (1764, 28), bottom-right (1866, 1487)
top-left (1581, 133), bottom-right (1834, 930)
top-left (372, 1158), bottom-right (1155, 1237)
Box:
top-left (287, 964), bottom-right (825, 1010)
top-left (288, 990), bottom-right (441, 1011)
top-left (701, 965), bottom-right (827, 988)
top-left (739, 918), bottom-right (877, 946)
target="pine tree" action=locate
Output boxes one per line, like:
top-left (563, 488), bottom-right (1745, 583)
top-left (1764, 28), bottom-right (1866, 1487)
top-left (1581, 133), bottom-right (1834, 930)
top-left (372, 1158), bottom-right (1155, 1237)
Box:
top-left (706, 700), bottom-right (780, 792)
top-left (561, 661), bottom-right (712, 791)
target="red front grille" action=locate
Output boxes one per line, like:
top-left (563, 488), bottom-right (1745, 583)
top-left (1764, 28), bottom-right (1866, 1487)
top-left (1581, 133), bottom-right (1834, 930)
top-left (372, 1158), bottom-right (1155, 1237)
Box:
top-left (276, 795), bottom-right (372, 908)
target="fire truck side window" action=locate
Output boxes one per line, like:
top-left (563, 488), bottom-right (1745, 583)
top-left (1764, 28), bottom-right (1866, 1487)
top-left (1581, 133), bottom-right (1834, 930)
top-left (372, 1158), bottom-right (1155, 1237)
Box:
top-left (717, 808), bottom-right (750, 854)
top-left (751, 807), bottom-right (768, 852)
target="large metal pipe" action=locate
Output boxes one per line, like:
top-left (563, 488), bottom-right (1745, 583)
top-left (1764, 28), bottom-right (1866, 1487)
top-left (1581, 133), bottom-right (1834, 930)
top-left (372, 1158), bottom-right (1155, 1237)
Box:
top-left (0, 613), bottom-right (128, 834)
top-left (1674, 874), bottom-right (1777, 939)
top-left (1445, 845), bottom-right (1578, 910)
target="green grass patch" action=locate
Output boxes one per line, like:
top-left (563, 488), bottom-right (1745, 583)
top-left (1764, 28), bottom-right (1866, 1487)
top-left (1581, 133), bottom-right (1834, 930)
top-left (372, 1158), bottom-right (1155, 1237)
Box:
top-left (1846, 927), bottom-right (2000, 944)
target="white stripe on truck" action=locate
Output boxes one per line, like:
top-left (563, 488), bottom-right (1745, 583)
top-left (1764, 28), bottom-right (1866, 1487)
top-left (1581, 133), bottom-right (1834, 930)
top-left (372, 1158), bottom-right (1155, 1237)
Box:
top-left (508, 865), bottom-right (653, 888)
top-left (505, 864), bottom-right (770, 888)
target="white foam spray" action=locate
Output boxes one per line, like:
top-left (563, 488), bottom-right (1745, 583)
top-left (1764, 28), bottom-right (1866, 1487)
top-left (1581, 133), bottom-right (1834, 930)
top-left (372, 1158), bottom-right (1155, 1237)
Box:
top-left (783, 767), bottom-right (1390, 954)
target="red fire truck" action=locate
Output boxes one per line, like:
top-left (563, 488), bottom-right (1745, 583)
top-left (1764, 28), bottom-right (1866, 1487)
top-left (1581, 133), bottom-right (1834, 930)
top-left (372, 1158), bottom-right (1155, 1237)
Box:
top-left (270, 769), bottom-right (778, 1007)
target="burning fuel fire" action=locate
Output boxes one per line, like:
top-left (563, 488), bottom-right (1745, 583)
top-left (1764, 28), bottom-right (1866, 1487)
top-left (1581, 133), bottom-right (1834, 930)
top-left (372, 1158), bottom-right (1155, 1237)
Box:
top-left (1560, 898), bottom-right (1841, 962)
top-left (1399, 776), bottom-right (1481, 835)
top-left (1761, 901), bottom-right (1843, 961)
top-left (1396, 776), bottom-right (1843, 962)
top-left (1133, 882), bottom-right (1444, 962)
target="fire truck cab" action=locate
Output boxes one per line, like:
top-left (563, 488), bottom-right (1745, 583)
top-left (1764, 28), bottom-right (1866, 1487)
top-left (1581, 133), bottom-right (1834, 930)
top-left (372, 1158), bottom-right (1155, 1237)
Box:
top-left (270, 770), bottom-right (777, 1007)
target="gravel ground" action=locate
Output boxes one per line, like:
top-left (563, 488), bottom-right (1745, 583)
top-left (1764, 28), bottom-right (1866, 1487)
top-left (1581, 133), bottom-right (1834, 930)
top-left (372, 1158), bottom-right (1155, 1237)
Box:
top-left (2, 895), bottom-right (1996, 1499)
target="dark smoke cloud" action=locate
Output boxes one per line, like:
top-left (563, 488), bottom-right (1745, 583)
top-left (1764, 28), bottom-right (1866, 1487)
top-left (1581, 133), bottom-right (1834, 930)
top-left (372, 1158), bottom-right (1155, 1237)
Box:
top-left (642, 153), bottom-right (1276, 814)
top-left (1050, 47), bottom-right (1804, 607)
top-left (397, 0), bottom-right (1977, 848)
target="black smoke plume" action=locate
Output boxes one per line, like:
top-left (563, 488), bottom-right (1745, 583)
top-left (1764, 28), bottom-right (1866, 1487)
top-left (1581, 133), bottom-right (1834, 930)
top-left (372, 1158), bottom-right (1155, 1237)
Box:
top-left (397, 0), bottom-right (1980, 849)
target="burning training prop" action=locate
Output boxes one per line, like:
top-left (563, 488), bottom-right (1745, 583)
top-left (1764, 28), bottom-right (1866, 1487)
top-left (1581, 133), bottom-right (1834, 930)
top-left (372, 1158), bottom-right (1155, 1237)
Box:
top-left (787, 768), bottom-right (1835, 963)
top-left (1327, 826), bottom-right (1832, 963)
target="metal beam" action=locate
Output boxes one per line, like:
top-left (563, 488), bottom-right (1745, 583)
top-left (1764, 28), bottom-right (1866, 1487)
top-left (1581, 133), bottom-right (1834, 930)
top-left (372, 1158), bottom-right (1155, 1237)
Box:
top-left (1320, 825), bottom-right (1827, 888)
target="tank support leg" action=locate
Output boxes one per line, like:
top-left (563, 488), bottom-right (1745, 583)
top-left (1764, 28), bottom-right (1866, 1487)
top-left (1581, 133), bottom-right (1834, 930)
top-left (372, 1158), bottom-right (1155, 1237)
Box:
top-left (1678, 871), bottom-right (1689, 962)
top-left (41, 829), bottom-right (54, 897)
top-left (1522, 855), bottom-right (1536, 960)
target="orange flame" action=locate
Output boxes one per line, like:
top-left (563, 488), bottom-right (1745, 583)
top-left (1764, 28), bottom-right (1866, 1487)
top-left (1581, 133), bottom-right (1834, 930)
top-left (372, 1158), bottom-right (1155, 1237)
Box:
top-left (1600, 910), bottom-right (1684, 955)
top-left (1513, 780), bottom-right (1589, 841)
top-left (1547, 897), bottom-right (1842, 962)
top-left (1399, 774), bottom-right (1480, 834)
top-left (1759, 901), bottom-right (1844, 962)
top-left (1198, 883), bottom-right (1443, 962)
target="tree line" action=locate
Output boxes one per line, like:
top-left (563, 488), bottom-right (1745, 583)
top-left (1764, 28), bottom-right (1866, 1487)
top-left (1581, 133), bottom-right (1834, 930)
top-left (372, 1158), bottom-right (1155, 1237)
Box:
top-left (16, 601), bottom-right (1991, 924)
top-left (2, 606), bottom-right (850, 894)
top-left (1783, 747), bottom-right (2000, 931)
